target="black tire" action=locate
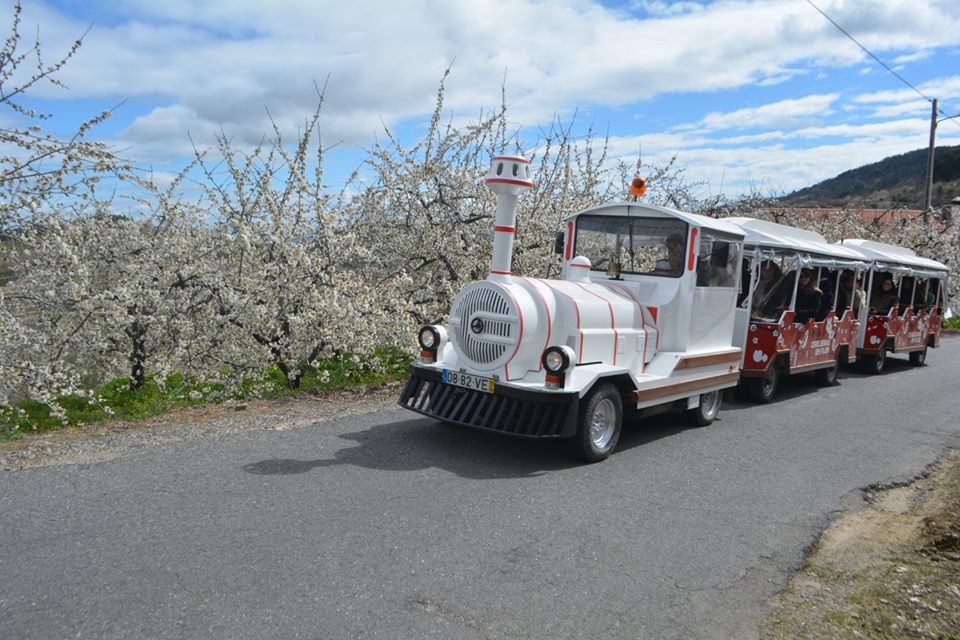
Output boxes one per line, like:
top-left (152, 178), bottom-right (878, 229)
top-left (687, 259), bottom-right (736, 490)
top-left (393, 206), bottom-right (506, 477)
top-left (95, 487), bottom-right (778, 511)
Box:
top-left (909, 347), bottom-right (927, 366)
top-left (745, 366), bottom-right (779, 404)
top-left (814, 358), bottom-right (839, 387)
top-left (573, 383), bottom-right (622, 463)
top-left (862, 349), bottom-right (886, 374)
top-left (685, 390), bottom-right (722, 427)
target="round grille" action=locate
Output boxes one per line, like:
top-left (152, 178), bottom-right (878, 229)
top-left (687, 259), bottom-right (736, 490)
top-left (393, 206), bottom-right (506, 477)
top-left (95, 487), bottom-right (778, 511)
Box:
top-left (449, 282), bottom-right (519, 369)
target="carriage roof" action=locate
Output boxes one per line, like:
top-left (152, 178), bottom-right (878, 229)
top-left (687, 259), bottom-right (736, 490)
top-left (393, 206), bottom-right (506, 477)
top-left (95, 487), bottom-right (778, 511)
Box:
top-left (722, 217), bottom-right (864, 262)
top-left (839, 238), bottom-right (949, 278)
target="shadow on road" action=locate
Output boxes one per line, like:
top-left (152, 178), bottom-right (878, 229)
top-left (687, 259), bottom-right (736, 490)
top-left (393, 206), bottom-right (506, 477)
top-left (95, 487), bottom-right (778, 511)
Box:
top-left (243, 408), bottom-right (695, 479)
top-left (837, 355), bottom-right (919, 380)
top-left (241, 352), bottom-right (931, 480)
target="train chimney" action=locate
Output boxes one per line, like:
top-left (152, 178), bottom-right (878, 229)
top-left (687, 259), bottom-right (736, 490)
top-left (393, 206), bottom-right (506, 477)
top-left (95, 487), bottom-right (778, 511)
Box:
top-left (485, 155), bottom-right (533, 280)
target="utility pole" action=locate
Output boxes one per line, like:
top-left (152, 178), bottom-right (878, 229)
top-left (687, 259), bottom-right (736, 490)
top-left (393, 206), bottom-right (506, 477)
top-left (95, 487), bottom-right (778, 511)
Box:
top-left (924, 98), bottom-right (938, 215)
top-left (924, 100), bottom-right (960, 218)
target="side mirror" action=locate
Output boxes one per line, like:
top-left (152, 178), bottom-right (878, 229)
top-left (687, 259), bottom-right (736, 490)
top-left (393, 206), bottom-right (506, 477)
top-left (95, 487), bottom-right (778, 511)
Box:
top-left (554, 230), bottom-right (565, 256)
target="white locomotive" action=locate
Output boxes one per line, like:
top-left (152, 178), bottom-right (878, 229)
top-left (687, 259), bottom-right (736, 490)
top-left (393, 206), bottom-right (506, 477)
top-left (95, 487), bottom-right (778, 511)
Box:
top-left (399, 154), bottom-right (747, 462)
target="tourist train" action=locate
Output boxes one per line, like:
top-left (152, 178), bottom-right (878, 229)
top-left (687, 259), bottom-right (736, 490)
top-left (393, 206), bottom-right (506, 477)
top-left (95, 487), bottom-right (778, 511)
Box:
top-left (398, 154), bottom-right (951, 462)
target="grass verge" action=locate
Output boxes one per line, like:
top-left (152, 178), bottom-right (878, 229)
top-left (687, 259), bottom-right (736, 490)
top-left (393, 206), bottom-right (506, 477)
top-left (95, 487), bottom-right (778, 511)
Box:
top-left (0, 348), bottom-right (412, 441)
top-left (943, 316), bottom-right (960, 334)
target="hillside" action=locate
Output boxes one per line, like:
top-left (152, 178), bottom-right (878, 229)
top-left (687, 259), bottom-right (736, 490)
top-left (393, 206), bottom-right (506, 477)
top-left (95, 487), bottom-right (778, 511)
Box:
top-left (781, 145), bottom-right (960, 209)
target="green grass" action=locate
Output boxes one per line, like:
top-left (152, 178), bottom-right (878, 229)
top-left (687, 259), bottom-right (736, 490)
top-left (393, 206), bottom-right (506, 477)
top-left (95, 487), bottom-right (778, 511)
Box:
top-left (0, 348), bottom-right (412, 441)
top-left (943, 315), bottom-right (960, 330)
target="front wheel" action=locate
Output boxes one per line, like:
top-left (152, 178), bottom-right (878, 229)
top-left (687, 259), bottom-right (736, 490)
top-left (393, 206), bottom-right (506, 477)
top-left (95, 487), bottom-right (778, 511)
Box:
top-left (573, 383), bottom-right (622, 463)
top-left (862, 349), bottom-right (886, 374)
top-left (685, 390), bottom-right (722, 427)
top-left (744, 366), bottom-right (779, 404)
top-left (909, 347), bottom-right (927, 366)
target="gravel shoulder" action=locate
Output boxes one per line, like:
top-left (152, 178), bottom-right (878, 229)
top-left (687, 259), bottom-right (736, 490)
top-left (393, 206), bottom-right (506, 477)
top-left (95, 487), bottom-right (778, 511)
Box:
top-left (762, 449), bottom-right (960, 638)
top-left (0, 382), bottom-right (403, 471)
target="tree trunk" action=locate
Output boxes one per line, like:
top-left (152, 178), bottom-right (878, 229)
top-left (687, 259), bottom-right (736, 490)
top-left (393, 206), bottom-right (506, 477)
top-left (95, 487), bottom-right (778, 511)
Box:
top-left (128, 320), bottom-right (147, 390)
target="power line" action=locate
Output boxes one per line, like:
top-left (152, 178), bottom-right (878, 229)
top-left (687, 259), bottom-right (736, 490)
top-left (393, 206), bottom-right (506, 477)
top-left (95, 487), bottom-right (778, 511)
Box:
top-left (804, 0), bottom-right (932, 102)
top-left (804, 0), bottom-right (960, 212)
top-left (804, 0), bottom-right (960, 130)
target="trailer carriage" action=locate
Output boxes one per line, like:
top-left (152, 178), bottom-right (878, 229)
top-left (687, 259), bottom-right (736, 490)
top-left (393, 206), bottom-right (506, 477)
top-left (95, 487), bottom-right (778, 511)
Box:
top-left (725, 217), bottom-right (869, 403)
top-left (838, 239), bottom-right (949, 372)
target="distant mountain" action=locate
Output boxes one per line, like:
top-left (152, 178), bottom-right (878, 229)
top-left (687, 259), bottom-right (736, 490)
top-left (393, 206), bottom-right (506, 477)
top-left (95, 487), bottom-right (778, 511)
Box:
top-left (781, 145), bottom-right (960, 209)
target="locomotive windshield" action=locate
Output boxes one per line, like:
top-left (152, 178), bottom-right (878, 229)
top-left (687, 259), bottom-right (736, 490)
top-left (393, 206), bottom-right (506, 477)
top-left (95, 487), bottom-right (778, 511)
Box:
top-left (575, 215), bottom-right (688, 277)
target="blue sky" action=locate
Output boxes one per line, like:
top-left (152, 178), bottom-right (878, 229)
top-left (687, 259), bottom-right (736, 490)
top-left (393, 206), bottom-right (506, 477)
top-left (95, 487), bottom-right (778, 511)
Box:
top-left (10, 0), bottom-right (960, 200)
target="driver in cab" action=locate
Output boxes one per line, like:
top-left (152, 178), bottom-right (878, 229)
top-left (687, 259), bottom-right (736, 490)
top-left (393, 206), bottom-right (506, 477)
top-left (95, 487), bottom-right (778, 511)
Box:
top-left (654, 233), bottom-right (685, 276)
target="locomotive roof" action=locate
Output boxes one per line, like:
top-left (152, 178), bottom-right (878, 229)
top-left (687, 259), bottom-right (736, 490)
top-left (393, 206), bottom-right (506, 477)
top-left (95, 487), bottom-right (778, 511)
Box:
top-left (723, 217), bottom-right (864, 261)
top-left (565, 202), bottom-right (745, 238)
top-left (839, 238), bottom-right (950, 275)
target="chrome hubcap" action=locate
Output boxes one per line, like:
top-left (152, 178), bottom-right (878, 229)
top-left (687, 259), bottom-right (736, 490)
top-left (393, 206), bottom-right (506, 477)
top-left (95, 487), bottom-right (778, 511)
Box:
top-left (700, 391), bottom-right (720, 419)
top-left (589, 398), bottom-right (616, 449)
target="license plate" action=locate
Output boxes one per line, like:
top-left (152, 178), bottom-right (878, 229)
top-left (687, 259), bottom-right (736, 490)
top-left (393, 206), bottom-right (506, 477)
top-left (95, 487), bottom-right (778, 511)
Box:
top-left (442, 370), bottom-right (495, 394)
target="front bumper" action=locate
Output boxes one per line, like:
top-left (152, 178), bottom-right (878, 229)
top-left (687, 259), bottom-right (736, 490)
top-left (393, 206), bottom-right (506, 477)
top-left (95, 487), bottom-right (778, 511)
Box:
top-left (398, 366), bottom-right (579, 438)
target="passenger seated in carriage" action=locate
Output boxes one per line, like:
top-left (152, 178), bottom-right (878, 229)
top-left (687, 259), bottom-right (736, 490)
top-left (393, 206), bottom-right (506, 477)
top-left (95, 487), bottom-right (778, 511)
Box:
top-left (794, 268), bottom-right (822, 324)
top-left (751, 260), bottom-right (790, 320)
top-left (899, 276), bottom-right (916, 312)
top-left (869, 274), bottom-right (899, 314)
top-left (836, 270), bottom-right (864, 316)
top-left (913, 279), bottom-right (930, 313)
top-left (816, 271), bottom-right (835, 321)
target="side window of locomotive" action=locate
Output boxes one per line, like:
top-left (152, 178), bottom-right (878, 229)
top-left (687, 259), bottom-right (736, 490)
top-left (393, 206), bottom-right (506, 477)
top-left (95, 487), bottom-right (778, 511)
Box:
top-left (737, 257), bottom-right (752, 306)
top-left (696, 234), bottom-right (741, 288)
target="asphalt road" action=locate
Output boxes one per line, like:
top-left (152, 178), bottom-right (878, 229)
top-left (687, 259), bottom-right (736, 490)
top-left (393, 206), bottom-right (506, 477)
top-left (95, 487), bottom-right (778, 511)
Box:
top-left (2, 338), bottom-right (960, 640)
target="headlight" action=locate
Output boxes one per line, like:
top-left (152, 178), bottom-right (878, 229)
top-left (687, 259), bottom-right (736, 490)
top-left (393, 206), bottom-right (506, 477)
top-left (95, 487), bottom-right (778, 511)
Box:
top-left (419, 326), bottom-right (440, 350)
top-left (542, 346), bottom-right (574, 373)
top-left (544, 350), bottom-right (565, 372)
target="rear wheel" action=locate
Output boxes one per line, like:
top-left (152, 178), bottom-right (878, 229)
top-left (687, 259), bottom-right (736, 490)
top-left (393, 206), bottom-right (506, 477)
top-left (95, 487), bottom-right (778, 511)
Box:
top-left (745, 366), bottom-right (779, 404)
top-left (862, 349), bottom-right (886, 374)
top-left (573, 383), bottom-right (622, 463)
top-left (814, 358), bottom-right (839, 387)
top-left (685, 390), bottom-right (722, 427)
top-left (909, 347), bottom-right (927, 366)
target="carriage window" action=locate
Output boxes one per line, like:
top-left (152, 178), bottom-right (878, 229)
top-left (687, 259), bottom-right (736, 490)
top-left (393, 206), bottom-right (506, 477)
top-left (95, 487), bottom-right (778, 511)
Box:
top-left (868, 272), bottom-right (899, 315)
top-left (751, 258), bottom-right (796, 321)
top-left (914, 278), bottom-right (929, 312)
top-left (696, 234), bottom-right (741, 288)
top-left (929, 278), bottom-right (943, 311)
top-left (836, 269), bottom-right (864, 314)
top-left (574, 215), bottom-right (688, 277)
top-left (899, 276), bottom-right (916, 309)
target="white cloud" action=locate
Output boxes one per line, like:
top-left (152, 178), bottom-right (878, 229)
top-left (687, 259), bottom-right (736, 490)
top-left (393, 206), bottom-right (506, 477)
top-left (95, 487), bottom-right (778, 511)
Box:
top-left (630, 1), bottom-right (707, 17)
top-left (864, 99), bottom-right (932, 120)
top-left (892, 50), bottom-right (931, 65)
top-left (8, 0), bottom-right (960, 200)
top-left (16, 0), bottom-right (960, 154)
top-left (691, 94), bottom-right (839, 132)
top-left (854, 76), bottom-right (960, 105)
top-left (602, 110), bottom-right (960, 197)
